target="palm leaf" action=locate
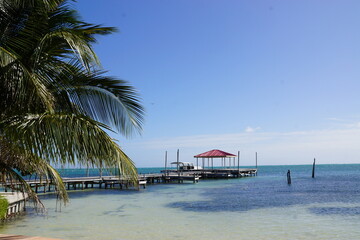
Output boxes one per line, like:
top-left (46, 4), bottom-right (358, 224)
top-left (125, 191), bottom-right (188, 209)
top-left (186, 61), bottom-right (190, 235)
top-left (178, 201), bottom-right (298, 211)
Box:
top-left (69, 77), bottom-right (144, 136)
top-left (0, 137), bottom-right (68, 204)
top-left (1, 113), bottom-right (138, 182)
top-left (0, 164), bottom-right (44, 210)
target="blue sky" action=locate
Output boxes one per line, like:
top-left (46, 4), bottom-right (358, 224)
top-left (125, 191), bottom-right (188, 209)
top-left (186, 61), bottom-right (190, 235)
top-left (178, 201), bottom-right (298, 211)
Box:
top-left (76, 0), bottom-right (360, 167)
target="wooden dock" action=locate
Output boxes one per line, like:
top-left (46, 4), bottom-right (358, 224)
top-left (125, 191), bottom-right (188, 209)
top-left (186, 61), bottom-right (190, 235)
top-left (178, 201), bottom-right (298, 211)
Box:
top-left (25, 176), bottom-right (146, 193)
top-left (201, 168), bottom-right (257, 178)
top-left (140, 168), bottom-right (256, 183)
top-left (1, 168), bottom-right (257, 195)
top-left (140, 173), bottom-right (200, 184)
top-left (161, 168), bottom-right (257, 179)
top-left (1, 176), bottom-right (146, 195)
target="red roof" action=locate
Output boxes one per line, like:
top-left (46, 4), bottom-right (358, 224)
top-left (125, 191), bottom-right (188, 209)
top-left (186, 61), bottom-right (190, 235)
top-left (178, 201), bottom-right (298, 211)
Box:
top-left (194, 149), bottom-right (236, 158)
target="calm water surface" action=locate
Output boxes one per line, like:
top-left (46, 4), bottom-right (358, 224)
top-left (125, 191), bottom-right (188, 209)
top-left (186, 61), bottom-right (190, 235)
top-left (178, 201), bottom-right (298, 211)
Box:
top-left (1, 164), bottom-right (360, 239)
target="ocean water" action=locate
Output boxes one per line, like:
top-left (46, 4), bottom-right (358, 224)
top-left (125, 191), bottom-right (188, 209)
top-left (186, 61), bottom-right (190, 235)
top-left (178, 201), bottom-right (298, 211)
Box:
top-left (1, 164), bottom-right (360, 240)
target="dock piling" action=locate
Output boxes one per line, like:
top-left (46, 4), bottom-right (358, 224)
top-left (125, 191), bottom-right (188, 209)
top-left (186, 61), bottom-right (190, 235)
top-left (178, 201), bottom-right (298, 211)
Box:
top-left (287, 170), bottom-right (291, 185)
top-left (312, 158), bottom-right (316, 178)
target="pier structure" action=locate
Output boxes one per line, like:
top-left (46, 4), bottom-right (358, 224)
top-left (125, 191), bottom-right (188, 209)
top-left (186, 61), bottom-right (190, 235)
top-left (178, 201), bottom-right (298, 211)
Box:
top-left (161, 168), bottom-right (257, 180)
top-left (139, 173), bottom-right (200, 184)
top-left (1, 176), bottom-right (146, 196)
top-left (0, 149), bottom-right (258, 202)
top-left (1, 166), bottom-right (257, 195)
top-left (161, 149), bottom-right (258, 180)
top-left (1, 173), bottom-right (200, 195)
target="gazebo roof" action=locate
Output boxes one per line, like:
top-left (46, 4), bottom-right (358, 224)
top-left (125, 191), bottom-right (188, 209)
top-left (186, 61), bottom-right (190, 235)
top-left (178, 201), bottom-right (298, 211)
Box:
top-left (194, 149), bottom-right (236, 158)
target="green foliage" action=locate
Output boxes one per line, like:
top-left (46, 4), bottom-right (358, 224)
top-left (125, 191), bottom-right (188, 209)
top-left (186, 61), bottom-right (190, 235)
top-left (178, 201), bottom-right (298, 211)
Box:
top-left (0, 196), bottom-right (9, 220)
top-left (0, 0), bottom-right (144, 206)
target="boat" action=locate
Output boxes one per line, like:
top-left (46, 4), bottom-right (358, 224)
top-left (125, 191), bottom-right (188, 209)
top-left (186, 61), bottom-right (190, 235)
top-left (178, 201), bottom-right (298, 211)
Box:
top-left (170, 162), bottom-right (202, 170)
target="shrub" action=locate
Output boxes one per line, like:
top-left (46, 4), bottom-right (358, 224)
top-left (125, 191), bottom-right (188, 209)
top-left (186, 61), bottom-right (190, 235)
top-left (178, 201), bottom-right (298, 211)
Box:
top-left (0, 196), bottom-right (9, 220)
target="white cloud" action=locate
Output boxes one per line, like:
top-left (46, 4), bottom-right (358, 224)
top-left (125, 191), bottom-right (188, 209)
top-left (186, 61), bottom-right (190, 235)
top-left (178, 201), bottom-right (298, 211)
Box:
top-left (327, 118), bottom-right (360, 128)
top-left (122, 123), bottom-right (360, 167)
top-left (348, 122), bottom-right (360, 128)
top-left (327, 117), bottom-right (345, 122)
top-left (245, 126), bottom-right (261, 133)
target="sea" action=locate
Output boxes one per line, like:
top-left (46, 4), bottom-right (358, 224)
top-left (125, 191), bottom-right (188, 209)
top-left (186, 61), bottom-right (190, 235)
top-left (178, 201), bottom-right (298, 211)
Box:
top-left (0, 164), bottom-right (360, 240)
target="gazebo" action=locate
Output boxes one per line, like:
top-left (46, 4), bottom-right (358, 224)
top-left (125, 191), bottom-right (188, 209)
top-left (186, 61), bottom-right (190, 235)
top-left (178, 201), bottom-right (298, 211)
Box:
top-left (194, 149), bottom-right (238, 169)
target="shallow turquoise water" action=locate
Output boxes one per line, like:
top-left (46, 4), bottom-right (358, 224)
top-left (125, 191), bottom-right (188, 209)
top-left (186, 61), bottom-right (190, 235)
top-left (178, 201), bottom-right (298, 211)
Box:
top-left (1, 165), bottom-right (360, 239)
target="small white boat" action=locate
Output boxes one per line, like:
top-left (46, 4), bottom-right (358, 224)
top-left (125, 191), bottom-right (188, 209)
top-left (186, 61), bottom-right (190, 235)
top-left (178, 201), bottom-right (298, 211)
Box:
top-left (170, 162), bottom-right (202, 170)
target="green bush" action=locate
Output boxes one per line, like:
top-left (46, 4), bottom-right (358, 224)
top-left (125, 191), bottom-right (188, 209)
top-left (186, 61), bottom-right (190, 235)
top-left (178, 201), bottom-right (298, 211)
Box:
top-left (0, 196), bottom-right (9, 220)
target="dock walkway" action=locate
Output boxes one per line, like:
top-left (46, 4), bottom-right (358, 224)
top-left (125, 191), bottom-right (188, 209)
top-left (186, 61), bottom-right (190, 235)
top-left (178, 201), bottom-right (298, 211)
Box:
top-left (20, 176), bottom-right (146, 193)
top-left (1, 168), bottom-right (257, 194)
top-left (161, 168), bottom-right (257, 179)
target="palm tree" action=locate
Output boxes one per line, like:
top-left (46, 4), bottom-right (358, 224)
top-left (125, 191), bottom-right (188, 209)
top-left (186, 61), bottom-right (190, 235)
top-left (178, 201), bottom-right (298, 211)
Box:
top-left (0, 0), bottom-right (144, 206)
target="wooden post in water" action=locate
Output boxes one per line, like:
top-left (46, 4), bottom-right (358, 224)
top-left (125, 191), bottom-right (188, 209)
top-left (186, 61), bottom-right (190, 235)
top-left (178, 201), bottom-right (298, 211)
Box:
top-left (255, 152), bottom-right (258, 169)
top-left (312, 158), bottom-right (316, 178)
top-left (177, 149), bottom-right (180, 182)
top-left (287, 170), bottom-right (291, 185)
top-left (164, 151), bottom-right (168, 176)
top-left (237, 151), bottom-right (240, 172)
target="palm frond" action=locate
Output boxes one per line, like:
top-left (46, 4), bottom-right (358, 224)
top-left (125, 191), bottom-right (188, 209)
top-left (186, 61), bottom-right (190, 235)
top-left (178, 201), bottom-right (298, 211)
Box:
top-left (0, 164), bottom-right (44, 210)
top-left (1, 113), bottom-right (138, 182)
top-left (0, 138), bottom-right (68, 204)
top-left (69, 80), bottom-right (144, 136)
top-left (0, 47), bottom-right (55, 113)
